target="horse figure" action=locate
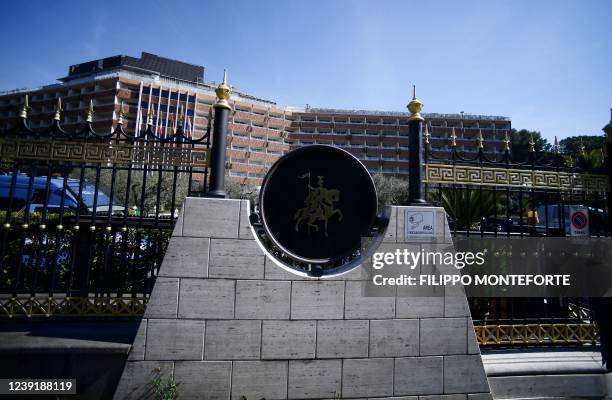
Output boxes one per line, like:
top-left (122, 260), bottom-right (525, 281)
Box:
top-left (294, 181), bottom-right (343, 236)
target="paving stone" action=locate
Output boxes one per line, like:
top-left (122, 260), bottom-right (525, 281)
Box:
top-left (205, 320), bottom-right (261, 360)
top-left (443, 355), bottom-right (490, 394)
top-left (158, 237), bottom-right (209, 278)
top-left (143, 277), bottom-right (179, 318)
top-left (235, 280), bottom-right (290, 319)
top-left (178, 278), bottom-right (235, 319)
top-left (182, 197), bottom-right (240, 238)
top-left (467, 394), bottom-right (492, 400)
top-left (369, 319), bottom-right (419, 357)
top-left (174, 361), bottom-right (231, 399)
top-left (231, 361), bottom-right (288, 400)
top-left (112, 361), bottom-right (173, 400)
top-left (264, 256), bottom-right (310, 280)
top-left (345, 281), bottom-right (395, 319)
top-left (127, 319), bottom-right (147, 361)
top-left (420, 318), bottom-right (467, 356)
top-left (420, 395), bottom-right (467, 400)
top-left (239, 200), bottom-right (254, 239)
top-left (395, 356), bottom-right (444, 395)
top-left (467, 322), bottom-right (480, 355)
top-left (288, 360), bottom-right (341, 399)
top-left (262, 320), bottom-right (316, 359)
top-left (145, 319), bottom-right (205, 361)
top-left (209, 238), bottom-right (264, 279)
top-left (396, 295), bottom-right (444, 318)
top-left (316, 320), bottom-right (369, 358)
top-left (291, 281), bottom-right (344, 319)
top-left (342, 358), bottom-right (394, 398)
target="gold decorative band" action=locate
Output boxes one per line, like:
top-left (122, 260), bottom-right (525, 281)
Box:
top-left (0, 139), bottom-right (209, 168)
top-left (474, 323), bottom-right (598, 346)
top-left (425, 163), bottom-right (610, 192)
top-left (0, 295), bottom-right (147, 317)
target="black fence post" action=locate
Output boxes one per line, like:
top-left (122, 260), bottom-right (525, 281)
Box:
top-left (407, 85), bottom-right (428, 205)
top-left (206, 70), bottom-right (232, 198)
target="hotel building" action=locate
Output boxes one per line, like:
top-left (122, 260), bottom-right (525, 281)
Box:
top-left (0, 52), bottom-right (511, 185)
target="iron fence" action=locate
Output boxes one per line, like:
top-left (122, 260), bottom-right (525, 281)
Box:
top-left (0, 97), bottom-right (210, 317)
top-left (422, 126), bottom-right (610, 346)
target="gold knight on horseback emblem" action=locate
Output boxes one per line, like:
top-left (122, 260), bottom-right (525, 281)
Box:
top-left (294, 172), bottom-right (343, 236)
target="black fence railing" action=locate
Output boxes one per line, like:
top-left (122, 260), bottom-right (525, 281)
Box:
top-left (421, 125), bottom-right (610, 346)
top-left (0, 98), bottom-right (211, 317)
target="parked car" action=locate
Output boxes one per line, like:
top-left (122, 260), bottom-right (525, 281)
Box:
top-left (0, 175), bottom-right (125, 216)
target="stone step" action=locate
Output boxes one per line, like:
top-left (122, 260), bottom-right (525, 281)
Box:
top-left (488, 374), bottom-right (608, 399)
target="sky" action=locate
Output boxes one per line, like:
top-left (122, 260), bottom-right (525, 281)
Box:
top-left (0, 0), bottom-right (610, 141)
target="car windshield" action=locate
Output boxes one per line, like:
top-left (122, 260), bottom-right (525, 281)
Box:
top-left (66, 181), bottom-right (111, 208)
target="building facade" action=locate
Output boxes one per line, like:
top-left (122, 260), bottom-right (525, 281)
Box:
top-left (0, 52), bottom-right (511, 185)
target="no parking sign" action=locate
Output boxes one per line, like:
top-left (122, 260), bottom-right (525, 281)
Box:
top-left (569, 206), bottom-right (589, 237)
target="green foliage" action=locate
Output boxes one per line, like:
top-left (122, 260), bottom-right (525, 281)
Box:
top-left (225, 176), bottom-right (260, 203)
top-left (153, 377), bottom-right (178, 400)
top-left (509, 129), bottom-right (550, 161)
top-left (578, 148), bottom-right (604, 171)
top-left (559, 135), bottom-right (605, 155)
top-left (430, 188), bottom-right (504, 230)
top-left (371, 173), bottom-right (409, 208)
top-left (76, 169), bottom-right (190, 215)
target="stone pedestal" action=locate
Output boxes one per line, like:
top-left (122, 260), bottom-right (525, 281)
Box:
top-left (113, 198), bottom-right (491, 400)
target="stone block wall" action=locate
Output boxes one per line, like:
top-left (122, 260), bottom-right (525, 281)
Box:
top-left (114, 197), bottom-right (491, 400)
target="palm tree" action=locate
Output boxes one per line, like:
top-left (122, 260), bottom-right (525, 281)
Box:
top-left (430, 187), bottom-right (505, 230)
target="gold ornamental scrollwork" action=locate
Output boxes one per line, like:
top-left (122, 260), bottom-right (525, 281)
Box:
top-left (424, 163), bottom-right (610, 193)
top-left (0, 139), bottom-right (209, 168)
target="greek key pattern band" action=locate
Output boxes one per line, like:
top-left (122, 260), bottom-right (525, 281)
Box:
top-left (425, 163), bottom-right (610, 192)
top-left (0, 139), bottom-right (208, 167)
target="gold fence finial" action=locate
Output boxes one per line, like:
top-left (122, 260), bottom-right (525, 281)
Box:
top-left (579, 138), bottom-right (586, 156)
top-left (450, 127), bottom-right (457, 147)
top-left (19, 94), bottom-right (30, 119)
top-left (117, 100), bottom-right (125, 124)
top-left (553, 136), bottom-right (560, 154)
top-left (86, 99), bottom-right (94, 123)
top-left (477, 129), bottom-right (484, 149)
top-left (503, 131), bottom-right (510, 151)
top-left (528, 134), bottom-right (535, 153)
top-left (53, 97), bottom-right (63, 121)
top-left (214, 69), bottom-right (232, 110)
top-left (146, 103), bottom-right (154, 126)
top-left (407, 84), bottom-right (424, 121)
top-left (178, 104), bottom-right (184, 124)
top-left (424, 123), bottom-right (430, 144)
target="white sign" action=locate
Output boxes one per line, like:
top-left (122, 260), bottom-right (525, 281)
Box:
top-left (569, 206), bottom-right (589, 237)
top-left (405, 210), bottom-right (435, 238)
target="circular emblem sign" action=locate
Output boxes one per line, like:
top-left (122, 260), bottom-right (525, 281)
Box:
top-left (260, 145), bottom-right (377, 264)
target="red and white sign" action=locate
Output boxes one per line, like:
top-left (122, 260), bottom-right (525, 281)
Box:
top-left (569, 206), bottom-right (589, 237)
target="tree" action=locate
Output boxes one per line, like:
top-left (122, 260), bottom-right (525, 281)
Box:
top-left (559, 135), bottom-right (605, 156)
top-left (509, 129), bottom-right (550, 161)
top-left (225, 176), bottom-right (260, 203)
top-left (371, 173), bottom-right (409, 208)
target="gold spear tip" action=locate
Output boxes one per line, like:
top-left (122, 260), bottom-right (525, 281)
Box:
top-left (19, 94), bottom-right (30, 118)
top-left (53, 97), bottom-right (63, 121)
top-left (117, 100), bottom-right (125, 124)
top-left (86, 99), bottom-right (95, 123)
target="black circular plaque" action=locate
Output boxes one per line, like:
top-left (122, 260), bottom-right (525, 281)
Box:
top-left (260, 145), bottom-right (377, 264)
